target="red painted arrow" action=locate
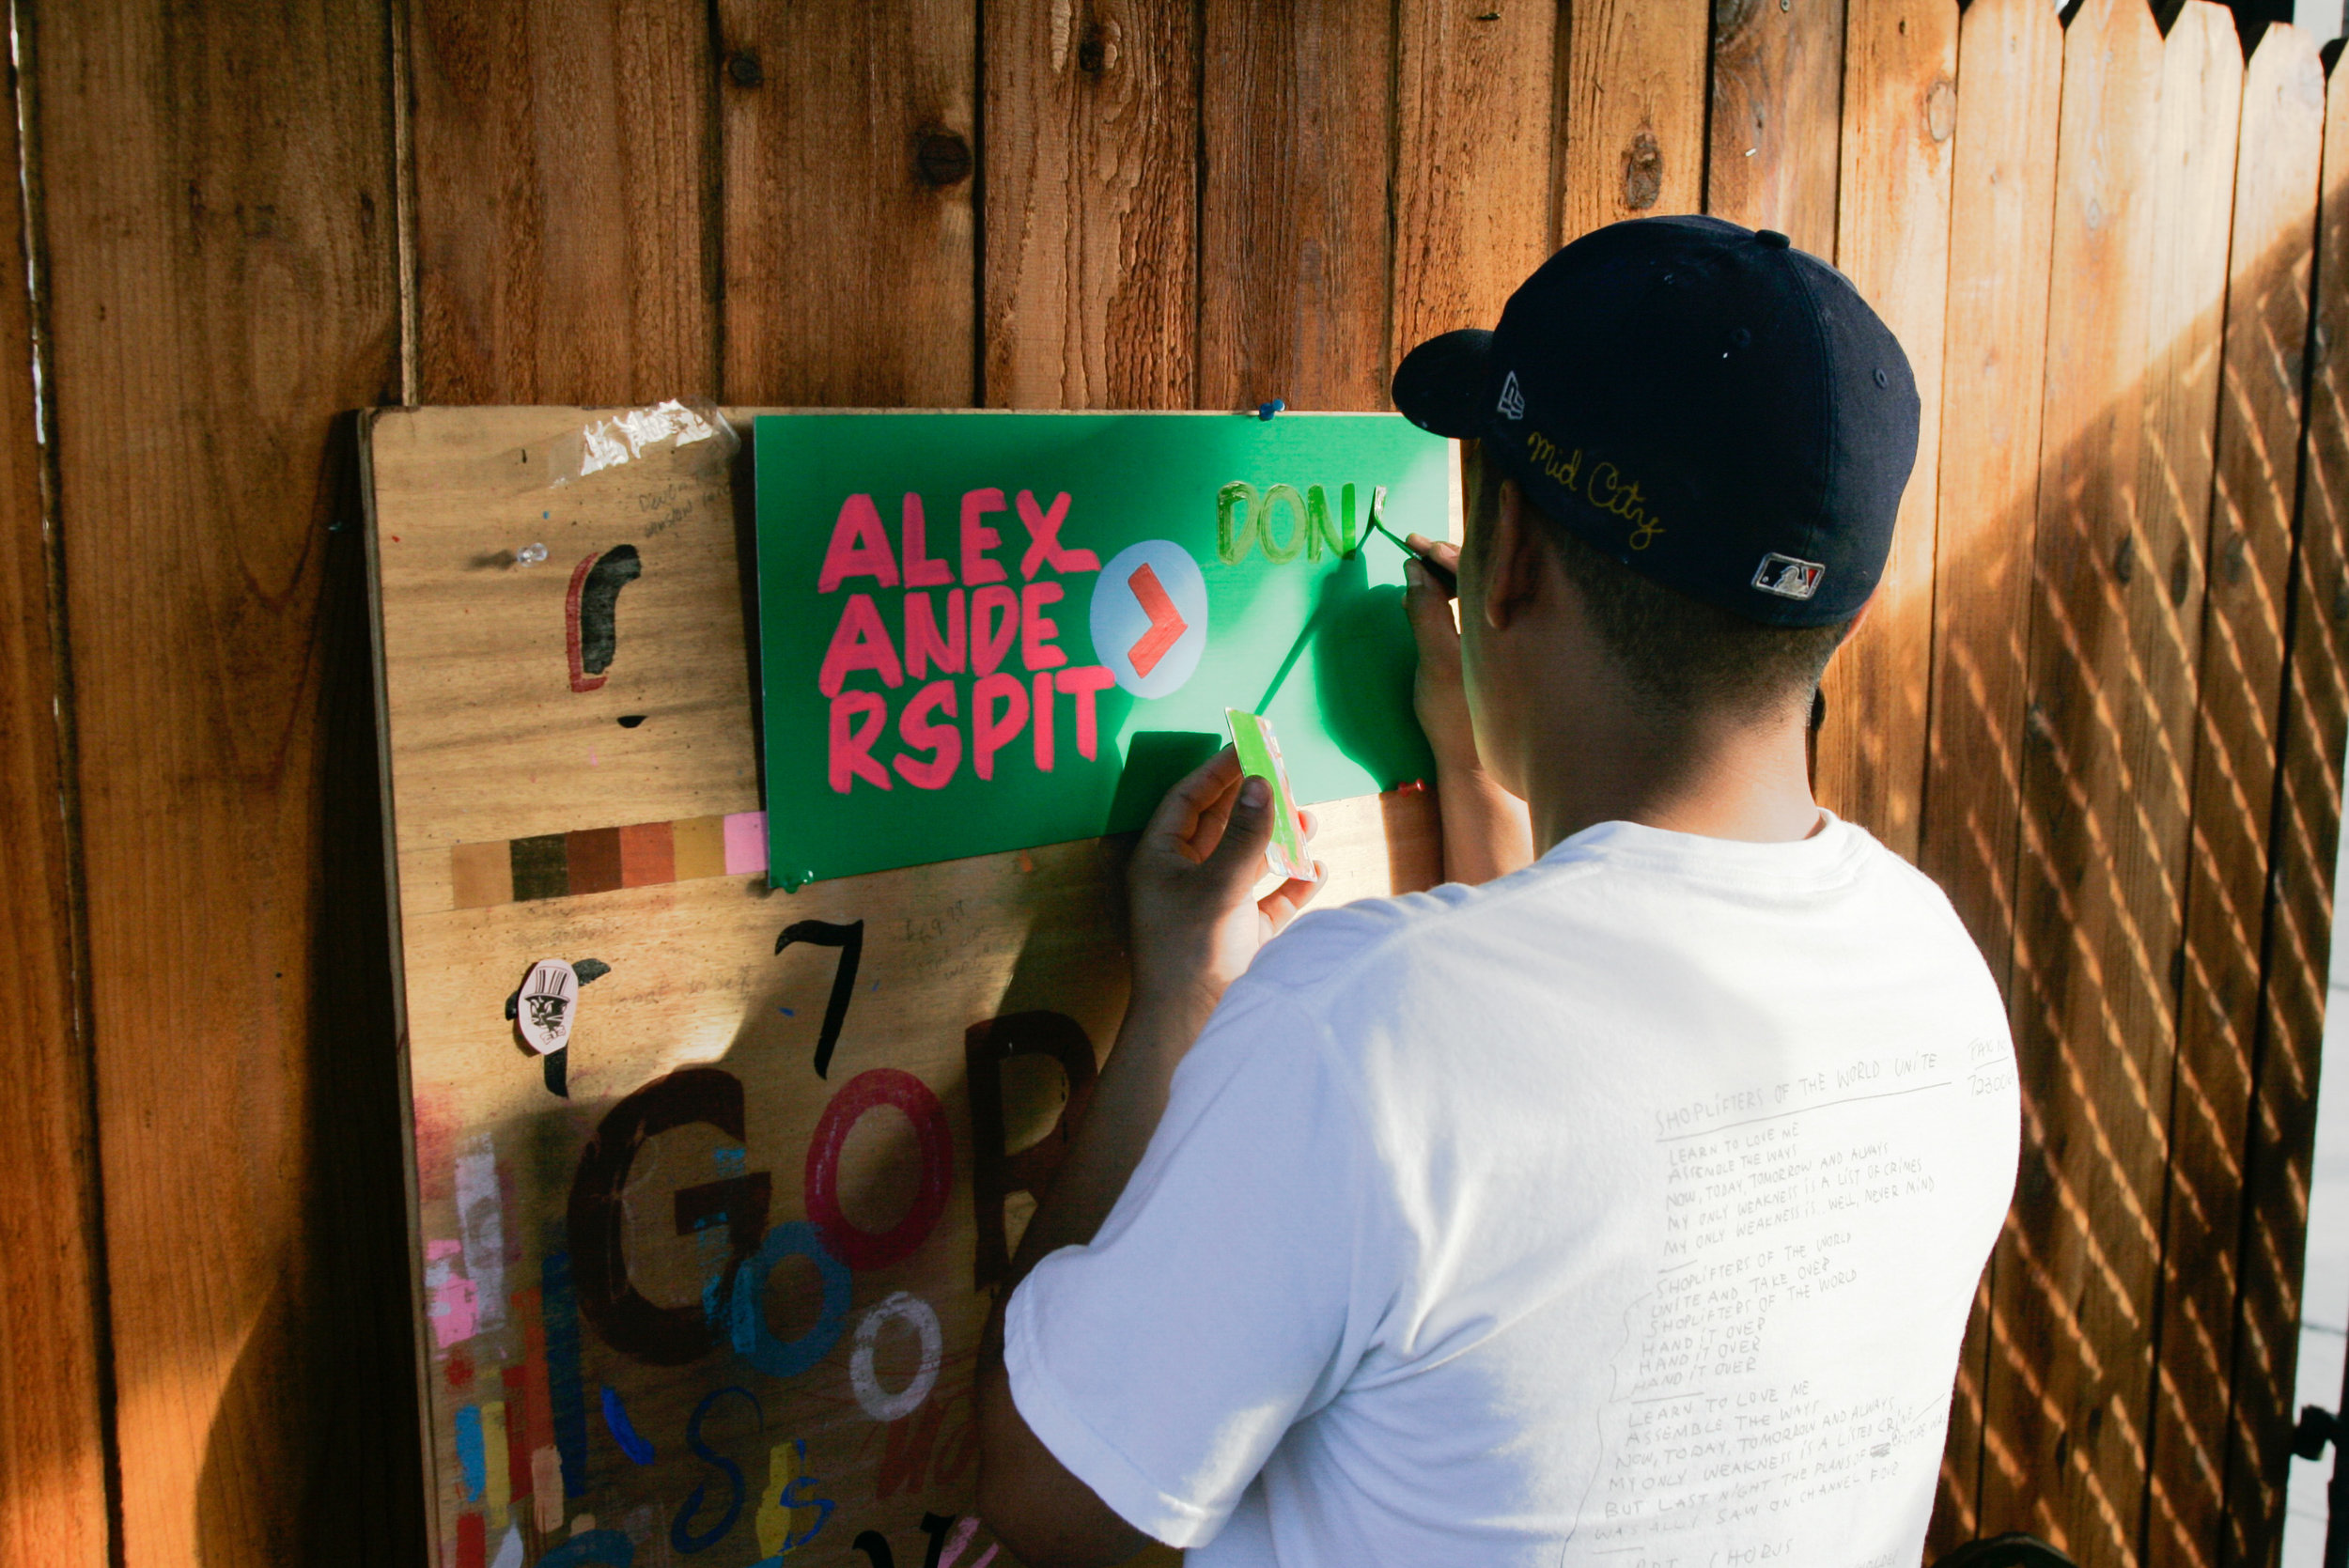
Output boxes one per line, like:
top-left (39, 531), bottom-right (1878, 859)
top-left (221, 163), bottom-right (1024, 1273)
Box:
top-left (1124, 563), bottom-right (1190, 678)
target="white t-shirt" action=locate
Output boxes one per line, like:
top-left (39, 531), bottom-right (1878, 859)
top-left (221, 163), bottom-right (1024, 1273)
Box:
top-left (1004, 814), bottom-right (2019, 1568)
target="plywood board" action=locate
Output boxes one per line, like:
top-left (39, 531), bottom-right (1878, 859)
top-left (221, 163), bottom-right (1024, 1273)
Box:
top-left (365, 406), bottom-right (1439, 1566)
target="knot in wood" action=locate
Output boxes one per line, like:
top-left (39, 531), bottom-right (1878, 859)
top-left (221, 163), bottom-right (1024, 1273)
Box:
top-left (1077, 32), bottom-right (1108, 73)
top-left (725, 50), bottom-right (763, 88)
top-left (917, 131), bottom-right (973, 188)
top-left (1925, 77), bottom-right (1956, 144)
top-left (1622, 130), bottom-right (1663, 211)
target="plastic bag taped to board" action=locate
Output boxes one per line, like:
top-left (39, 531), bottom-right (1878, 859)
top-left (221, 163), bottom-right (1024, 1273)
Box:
top-left (545, 398), bottom-right (739, 487)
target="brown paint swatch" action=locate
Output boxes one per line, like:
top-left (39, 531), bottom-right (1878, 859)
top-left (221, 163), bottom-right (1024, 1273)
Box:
top-left (671, 815), bottom-right (728, 881)
top-left (566, 827), bottom-right (625, 895)
top-left (450, 840), bottom-right (513, 908)
top-left (509, 834), bottom-right (569, 901)
top-left (617, 821), bottom-right (675, 887)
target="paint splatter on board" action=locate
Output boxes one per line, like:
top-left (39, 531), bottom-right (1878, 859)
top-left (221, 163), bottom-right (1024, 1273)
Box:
top-left (427, 1239), bottom-right (476, 1349)
top-left (566, 545), bottom-right (642, 693)
top-left (454, 1138), bottom-right (506, 1331)
top-left (544, 1250), bottom-right (592, 1498)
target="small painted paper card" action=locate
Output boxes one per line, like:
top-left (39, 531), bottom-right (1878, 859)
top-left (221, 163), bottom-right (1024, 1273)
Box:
top-left (1226, 707), bottom-right (1315, 881)
top-left (755, 411), bottom-right (1449, 885)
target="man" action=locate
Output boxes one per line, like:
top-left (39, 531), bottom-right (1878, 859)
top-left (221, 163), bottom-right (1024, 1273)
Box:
top-left (976, 215), bottom-right (2020, 1568)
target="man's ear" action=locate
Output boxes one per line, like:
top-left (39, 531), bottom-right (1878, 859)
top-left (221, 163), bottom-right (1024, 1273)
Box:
top-left (1482, 477), bottom-right (1547, 631)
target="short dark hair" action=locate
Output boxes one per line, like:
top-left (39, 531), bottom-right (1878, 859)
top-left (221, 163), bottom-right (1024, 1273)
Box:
top-left (1474, 439), bottom-right (1849, 719)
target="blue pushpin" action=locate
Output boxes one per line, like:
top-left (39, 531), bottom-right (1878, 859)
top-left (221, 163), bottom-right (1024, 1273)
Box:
top-left (1258, 399), bottom-right (1284, 421)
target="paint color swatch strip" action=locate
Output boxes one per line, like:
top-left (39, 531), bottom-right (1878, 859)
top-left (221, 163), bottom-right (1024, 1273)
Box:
top-left (449, 812), bottom-right (767, 908)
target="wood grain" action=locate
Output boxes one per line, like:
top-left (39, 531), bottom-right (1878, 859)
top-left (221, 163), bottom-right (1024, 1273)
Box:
top-left (31, 1), bottom-right (420, 1561)
top-left (409, 0), bottom-right (719, 404)
top-left (1704, 0), bottom-right (1844, 253)
top-left (0, 29), bottom-right (110, 1568)
top-left (1560, 0), bottom-right (1710, 243)
top-left (982, 0), bottom-right (1198, 410)
top-left (1390, 0), bottom-right (1560, 365)
top-left (2219, 45), bottom-right (2349, 1568)
top-left (1917, 0), bottom-right (2063, 1549)
top-left (1815, 0), bottom-right (1959, 862)
top-left (1198, 0), bottom-right (1393, 411)
top-left (2148, 26), bottom-right (2326, 1568)
top-left (717, 0), bottom-right (976, 407)
top-left (1981, 5), bottom-right (2235, 1562)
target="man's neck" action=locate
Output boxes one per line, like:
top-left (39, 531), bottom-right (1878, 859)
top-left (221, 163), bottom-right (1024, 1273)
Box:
top-left (1521, 703), bottom-right (1823, 854)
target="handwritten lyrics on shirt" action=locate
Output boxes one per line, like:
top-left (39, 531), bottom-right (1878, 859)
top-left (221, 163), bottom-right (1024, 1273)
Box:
top-left (1575, 1044), bottom-right (2003, 1568)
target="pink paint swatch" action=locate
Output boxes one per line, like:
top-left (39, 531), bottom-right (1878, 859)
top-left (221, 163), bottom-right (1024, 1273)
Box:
top-left (723, 812), bottom-right (769, 877)
top-left (427, 1239), bottom-right (478, 1348)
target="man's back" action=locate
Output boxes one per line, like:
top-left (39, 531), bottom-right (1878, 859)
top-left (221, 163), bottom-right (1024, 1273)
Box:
top-left (1006, 815), bottom-right (2018, 1567)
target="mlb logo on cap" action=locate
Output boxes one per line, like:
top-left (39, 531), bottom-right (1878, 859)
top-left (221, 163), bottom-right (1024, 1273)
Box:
top-left (1752, 552), bottom-right (1824, 601)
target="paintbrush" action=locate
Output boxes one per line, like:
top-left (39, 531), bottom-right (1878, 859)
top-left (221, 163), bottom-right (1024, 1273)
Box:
top-left (1354, 515), bottom-right (1457, 595)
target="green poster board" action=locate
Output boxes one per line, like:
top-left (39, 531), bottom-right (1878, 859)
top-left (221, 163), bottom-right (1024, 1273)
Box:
top-left (755, 411), bottom-right (1450, 884)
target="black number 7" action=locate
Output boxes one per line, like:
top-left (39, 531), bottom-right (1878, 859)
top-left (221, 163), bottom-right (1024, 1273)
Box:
top-left (776, 919), bottom-right (863, 1079)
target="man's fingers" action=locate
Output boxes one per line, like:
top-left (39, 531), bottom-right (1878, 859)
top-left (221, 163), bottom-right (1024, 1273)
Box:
top-left (1143, 745), bottom-right (1241, 850)
top-left (1404, 558), bottom-right (1462, 658)
top-left (1405, 533), bottom-right (1461, 572)
top-left (1259, 864), bottom-right (1327, 933)
top-left (1186, 775), bottom-right (1242, 861)
top-left (1201, 774), bottom-right (1278, 883)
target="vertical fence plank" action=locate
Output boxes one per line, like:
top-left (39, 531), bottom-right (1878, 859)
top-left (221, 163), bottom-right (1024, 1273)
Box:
top-left (1704, 0), bottom-right (1844, 252)
top-left (2149, 26), bottom-right (2326, 1568)
top-left (982, 0), bottom-right (1199, 410)
top-left (1390, 0), bottom-right (1558, 363)
top-left (1559, 0), bottom-right (1711, 243)
top-left (2219, 44), bottom-right (2349, 1568)
top-left (719, 1), bottom-right (976, 406)
top-left (1197, 0), bottom-right (1392, 411)
top-left (0, 40), bottom-right (110, 1568)
top-left (409, 0), bottom-right (718, 404)
top-left (1817, 0), bottom-right (1959, 862)
top-left (1983, 3), bottom-right (2238, 1560)
top-left (33, 1), bottom-right (417, 1562)
top-left (1919, 0), bottom-right (2064, 1550)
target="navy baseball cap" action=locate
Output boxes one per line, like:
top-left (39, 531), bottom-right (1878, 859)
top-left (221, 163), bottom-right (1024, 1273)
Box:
top-left (1391, 215), bottom-right (1918, 628)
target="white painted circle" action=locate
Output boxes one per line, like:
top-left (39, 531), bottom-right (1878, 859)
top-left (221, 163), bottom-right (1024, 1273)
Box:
top-left (1088, 539), bottom-right (1209, 699)
top-left (849, 1291), bottom-right (942, 1421)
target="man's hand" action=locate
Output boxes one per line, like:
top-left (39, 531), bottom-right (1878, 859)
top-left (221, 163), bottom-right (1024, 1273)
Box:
top-left (1404, 533), bottom-right (1534, 884)
top-left (1126, 745), bottom-right (1323, 1017)
top-left (1404, 535), bottom-right (1477, 768)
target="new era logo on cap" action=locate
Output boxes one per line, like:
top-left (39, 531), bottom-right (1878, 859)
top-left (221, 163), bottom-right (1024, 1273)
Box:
top-left (1752, 552), bottom-right (1824, 600)
top-left (1497, 370), bottom-right (1525, 420)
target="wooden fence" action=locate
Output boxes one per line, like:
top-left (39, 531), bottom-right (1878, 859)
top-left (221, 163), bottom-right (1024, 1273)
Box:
top-left (0, 0), bottom-right (2342, 1564)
